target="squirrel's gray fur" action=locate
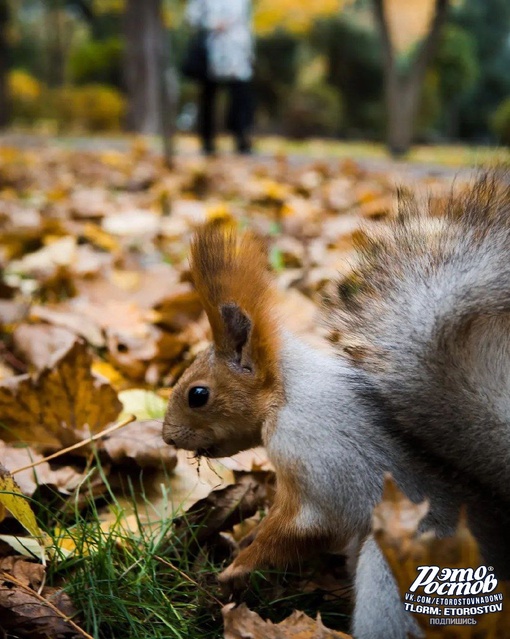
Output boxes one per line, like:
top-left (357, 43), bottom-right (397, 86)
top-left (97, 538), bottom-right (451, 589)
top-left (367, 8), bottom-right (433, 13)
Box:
top-left (270, 175), bottom-right (510, 637)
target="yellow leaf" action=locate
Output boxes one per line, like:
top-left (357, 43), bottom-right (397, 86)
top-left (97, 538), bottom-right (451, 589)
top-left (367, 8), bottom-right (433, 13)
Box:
top-left (206, 203), bottom-right (235, 225)
top-left (118, 389), bottom-right (167, 421)
top-left (91, 361), bottom-right (126, 390)
top-left (0, 463), bottom-right (43, 539)
top-left (82, 222), bottom-right (120, 253)
top-left (0, 341), bottom-right (123, 453)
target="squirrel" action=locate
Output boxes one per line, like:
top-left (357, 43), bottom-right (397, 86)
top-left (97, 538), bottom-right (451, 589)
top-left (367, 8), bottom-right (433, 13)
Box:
top-left (162, 174), bottom-right (510, 639)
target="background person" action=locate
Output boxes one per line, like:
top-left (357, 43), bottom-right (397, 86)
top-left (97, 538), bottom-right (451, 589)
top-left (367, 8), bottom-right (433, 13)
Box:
top-left (185, 0), bottom-right (255, 155)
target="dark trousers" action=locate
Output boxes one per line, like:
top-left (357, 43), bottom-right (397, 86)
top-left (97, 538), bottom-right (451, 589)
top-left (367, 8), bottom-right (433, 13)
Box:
top-left (199, 79), bottom-right (254, 153)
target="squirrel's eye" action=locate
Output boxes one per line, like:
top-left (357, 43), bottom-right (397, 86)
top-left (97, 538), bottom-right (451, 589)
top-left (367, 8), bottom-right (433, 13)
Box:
top-left (188, 386), bottom-right (210, 408)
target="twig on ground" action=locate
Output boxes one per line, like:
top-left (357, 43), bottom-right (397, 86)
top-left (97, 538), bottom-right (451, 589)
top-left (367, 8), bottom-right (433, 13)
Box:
top-left (11, 416), bottom-right (136, 475)
top-left (0, 570), bottom-right (94, 639)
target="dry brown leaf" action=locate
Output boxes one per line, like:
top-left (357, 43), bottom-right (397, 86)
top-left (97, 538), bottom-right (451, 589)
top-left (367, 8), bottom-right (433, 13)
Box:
top-left (216, 447), bottom-right (273, 472)
top-left (13, 323), bottom-right (77, 370)
top-left (7, 236), bottom-right (78, 280)
top-left (174, 471), bottom-right (275, 544)
top-left (0, 557), bottom-right (83, 639)
top-left (102, 419), bottom-right (177, 470)
top-left (152, 282), bottom-right (204, 332)
top-left (222, 603), bottom-right (352, 639)
top-left (0, 340), bottom-right (122, 452)
top-left (0, 299), bottom-right (28, 326)
top-left (30, 305), bottom-right (105, 348)
top-left (0, 556), bottom-right (45, 589)
top-left (0, 442), bottom-right (82, 496)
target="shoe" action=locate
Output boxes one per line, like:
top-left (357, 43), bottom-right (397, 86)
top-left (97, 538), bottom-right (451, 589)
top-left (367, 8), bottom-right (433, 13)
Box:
top-left (202, 141), bottom-right (216, 156)
top-left (236, 137), bottom-right (252, 155)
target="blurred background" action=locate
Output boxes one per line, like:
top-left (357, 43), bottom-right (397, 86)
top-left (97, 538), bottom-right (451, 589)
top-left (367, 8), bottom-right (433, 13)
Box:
top-left (0, 0), bottom-right (510, 159)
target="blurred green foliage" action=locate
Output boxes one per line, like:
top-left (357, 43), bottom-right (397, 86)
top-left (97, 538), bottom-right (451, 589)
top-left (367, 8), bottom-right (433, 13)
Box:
top-left (452, 0), bottom-right (510, 141)
top-left (68, 36), bottom-right (123, 87)
top-left (254, 30), bottom-right (300, 124)
top-left (491, 98), bottom-right (510, 146)
top-left (311, 17), bottom-right (383, 137)
top-left (283, 82), bottom-right (344, 138)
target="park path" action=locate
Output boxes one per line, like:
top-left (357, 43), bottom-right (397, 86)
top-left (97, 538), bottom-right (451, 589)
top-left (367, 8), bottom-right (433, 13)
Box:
top-left (0, 131), bottom-right (477, 187)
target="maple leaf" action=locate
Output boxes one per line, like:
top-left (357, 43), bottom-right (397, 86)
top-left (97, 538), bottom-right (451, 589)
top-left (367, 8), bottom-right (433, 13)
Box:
top-left (0, 341), bottom-right (122, 453)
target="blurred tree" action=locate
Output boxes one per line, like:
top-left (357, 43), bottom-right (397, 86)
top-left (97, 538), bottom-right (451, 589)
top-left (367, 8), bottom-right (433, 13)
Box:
top-left (372, 0), bottom-right (450, 156)
top-left (453, 0), bottom-right (510, 141)
top-left (311, 17), bottom-right (383, 136)
top-left (254, 31), bottom-right (300, 124)
top-left (44, 0), bottom-right (68, 86)
top-left (491, 96), bottom-right (510, 146)
top-left (432, 24), bottom-right (478, 138)
top-left (0, 0), bottom-right (9, 126)
top-left (124, 0), bottom-right (176, 162)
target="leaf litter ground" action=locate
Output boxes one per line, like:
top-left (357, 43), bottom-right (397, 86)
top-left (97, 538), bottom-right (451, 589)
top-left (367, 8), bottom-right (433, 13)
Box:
top-left (0, 140), bottom-right (506, 638)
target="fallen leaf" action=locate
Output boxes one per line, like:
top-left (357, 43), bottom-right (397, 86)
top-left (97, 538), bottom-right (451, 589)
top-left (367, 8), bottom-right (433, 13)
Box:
top-left (103, 419), bottom-right (177, 470)
top-left (0, 299), bottom-right (28, 326)
top-left (102, 209), bottom-right (160, 237)
top-left (0, 557), bottom-right (83, 639)
top-left (0, 535), bottom-right (45, 561)
top-left (118, 388), bottom-right (167, 421)
top-left (0, 462), bottom-right (44, 539)
top-left (0, 442), bottom-right (82, 497)
top-left (0, 340), bottom-right (122, 452)
top-left (174, 471), bottom-right (275, 544)
top-left (222, 603), bottom-right (352, 639)
top-left (7, 236), bottom-right (77, 279)
top-left (29, 305), bottom-right (105, 348)
top-left (13, 323), bottom-right (77, 370)
top-left (152, 283), bottom-right (204, 332)
top-left (0, 555), bottom-right (44, 588)
top-left (374, 477), bottom-right (510, 638)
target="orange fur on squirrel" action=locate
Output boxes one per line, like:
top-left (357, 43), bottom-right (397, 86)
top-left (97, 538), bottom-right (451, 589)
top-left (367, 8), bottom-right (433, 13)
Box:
top-left (189, 223), bottom-right (280, 385)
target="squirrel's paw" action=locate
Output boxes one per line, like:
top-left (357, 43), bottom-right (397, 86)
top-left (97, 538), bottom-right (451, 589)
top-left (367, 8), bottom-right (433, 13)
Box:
top-left (238, 527), bottom-right (258, 550)
top-left (218, 562), bottom-right (251, 597)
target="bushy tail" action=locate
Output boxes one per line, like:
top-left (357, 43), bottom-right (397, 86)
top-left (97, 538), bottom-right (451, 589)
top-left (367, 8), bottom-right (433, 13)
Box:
top-left (329, 174), bottom-right (510, 501)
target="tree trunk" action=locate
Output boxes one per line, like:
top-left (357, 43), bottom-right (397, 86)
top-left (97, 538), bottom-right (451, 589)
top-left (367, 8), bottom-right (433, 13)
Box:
top-left (0, 0), bottom-right (9, 127)
top-left (373, 0), bottom-right (450, 157)
top-left (124, 0), bottom-right (171, 136)
top-left (45, 2), bottom-right (66, 87)
top-left (386, 71), bottom-right (424, 156)
top-left (158, 32), bottom-right (179, 166)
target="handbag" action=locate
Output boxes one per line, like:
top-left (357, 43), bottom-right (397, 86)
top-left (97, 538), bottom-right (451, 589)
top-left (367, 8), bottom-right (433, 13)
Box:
top-left (181, 29), bottom-right (209, 81)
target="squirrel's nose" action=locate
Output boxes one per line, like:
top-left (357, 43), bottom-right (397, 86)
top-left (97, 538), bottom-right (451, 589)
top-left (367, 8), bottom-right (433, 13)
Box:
top-left (163, 434), bottom-right (176, 447)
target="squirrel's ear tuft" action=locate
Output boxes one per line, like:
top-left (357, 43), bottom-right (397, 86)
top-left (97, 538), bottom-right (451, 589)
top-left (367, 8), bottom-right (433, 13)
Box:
top-left (189, 222), bottom-right (281, 383)
top-left (220, 303), bottom-right (253, 368)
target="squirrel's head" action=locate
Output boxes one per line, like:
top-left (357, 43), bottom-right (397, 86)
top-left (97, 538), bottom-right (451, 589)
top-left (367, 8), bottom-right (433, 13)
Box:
top-left (162, 224), bottom-right (283, 458)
